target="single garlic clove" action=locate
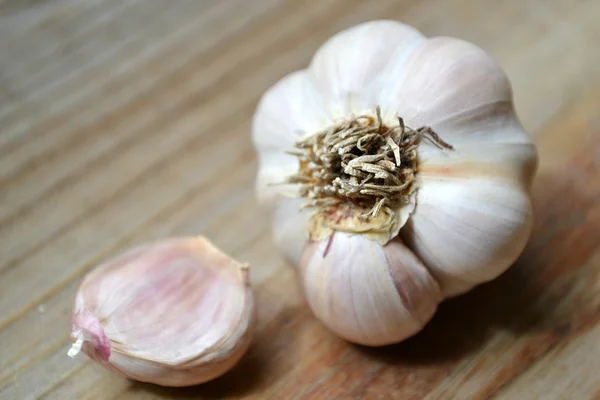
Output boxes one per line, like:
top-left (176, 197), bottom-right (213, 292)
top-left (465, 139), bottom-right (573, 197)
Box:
top-left (252, 70), bottom-right (326, 154)
top-left (253, 70), bottom-right (328, 208)
top-left (309, 20), bottom-right (425, 118)
top-left (271, 198), bottom-right (311, 266)
top-left (379, 36), bottom-right (515, 136)
top-left (418, 141), bottom-right (538, 188)
top-left (299, 232), bottom-right (441, 346)
top-left (68, 236), bottom-right (254, 387)
top-left (402, 177), bottom-right (533, 297)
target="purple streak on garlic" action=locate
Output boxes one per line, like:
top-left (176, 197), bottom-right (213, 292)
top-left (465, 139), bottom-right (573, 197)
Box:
top-left (252, 20), bottom-right (538, 346)
top-left (68, 237), bottom-right (254, 387)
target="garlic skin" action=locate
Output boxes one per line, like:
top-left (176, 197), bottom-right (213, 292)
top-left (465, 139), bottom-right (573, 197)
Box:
top-left (301, 234), bottom-right (441, 346)
top-left (68, 237), bottom-right (254, 387)
top-left (252, 20), bottom-right (537, 345)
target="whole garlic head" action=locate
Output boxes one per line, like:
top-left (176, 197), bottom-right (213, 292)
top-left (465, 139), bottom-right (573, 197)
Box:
top-left (252, 20), bottom-right (537, 346)
top-left (68, 237), bottom-right (254, 387)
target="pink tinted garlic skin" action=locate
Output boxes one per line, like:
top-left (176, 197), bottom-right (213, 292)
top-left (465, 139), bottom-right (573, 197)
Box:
top-left (68, 237), bottom-right (254, 387)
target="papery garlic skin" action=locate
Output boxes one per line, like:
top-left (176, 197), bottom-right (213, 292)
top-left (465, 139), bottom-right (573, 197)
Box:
top-left (301, 234), bottom-right (441, 346)
top-left (252, 20), bottom-right (537, 345)
top-left (68, 237), bottom-right (254, 387)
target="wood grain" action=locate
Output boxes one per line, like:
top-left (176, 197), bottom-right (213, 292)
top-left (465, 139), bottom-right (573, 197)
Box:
top-left (1, 0), bottom-right (599, 399)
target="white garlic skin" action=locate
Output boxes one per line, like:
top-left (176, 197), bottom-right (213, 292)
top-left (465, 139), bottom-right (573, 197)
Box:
top-left (68, 237), bottom-right (254, 387)
top-left (252, 20), bottom-right (537, 346)
top-left (301, 234), bottom-right (441, 346)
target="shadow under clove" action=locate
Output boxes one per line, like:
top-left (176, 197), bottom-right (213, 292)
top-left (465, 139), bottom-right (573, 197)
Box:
top-left (127, 341), bottom-right (265, 399)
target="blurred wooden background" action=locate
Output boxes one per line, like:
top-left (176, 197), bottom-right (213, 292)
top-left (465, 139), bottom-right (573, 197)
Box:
top-left (1, 0), bottom-right (599, 399)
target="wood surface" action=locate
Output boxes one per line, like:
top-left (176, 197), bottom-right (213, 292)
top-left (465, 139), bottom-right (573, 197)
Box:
top-left (1, 0), bottom-right (599, 399)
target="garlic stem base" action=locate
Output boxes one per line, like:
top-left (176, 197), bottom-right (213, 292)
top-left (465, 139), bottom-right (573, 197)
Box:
top-left (283, 106), bottom-right (453, 242)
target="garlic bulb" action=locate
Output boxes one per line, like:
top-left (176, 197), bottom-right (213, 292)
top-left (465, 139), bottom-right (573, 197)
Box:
top-left (67, 236), bottom-right (254, 387)
top-left (252, 20), bottom-right (537, 346)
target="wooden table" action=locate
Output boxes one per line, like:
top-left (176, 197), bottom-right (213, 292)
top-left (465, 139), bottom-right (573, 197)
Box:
top-left (1, 0), bottom-right (599, 398)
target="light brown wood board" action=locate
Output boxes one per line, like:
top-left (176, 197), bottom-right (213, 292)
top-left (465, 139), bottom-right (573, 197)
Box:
top-left (1, 0), bottom-right (599, 399)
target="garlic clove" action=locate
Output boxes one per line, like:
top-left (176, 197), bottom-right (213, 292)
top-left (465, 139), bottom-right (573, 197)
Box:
top-left (255, 152), bottom-right (300, 207)
top-left (418, 141), bottom-right (538, 190)
top-left (252, 70), bottom-right (327, 152)
top-left (403, 177), bottom-right (533, 297)
top-left (309, 20), bottom-right (425, 118)
top-left (68, 236), bottom-right (254, 387)
top-left (300, 232), bottom-right (441, 346)
top-left (271, 198), bottom-right (311, 266)
top-left (378, 36), bottom-right (523, 144)
top-left (252, 70), bottom-right (327, 207)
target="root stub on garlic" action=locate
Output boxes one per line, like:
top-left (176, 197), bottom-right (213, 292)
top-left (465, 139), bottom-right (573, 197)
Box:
top-left (282, 106), bottom-right (453, 241)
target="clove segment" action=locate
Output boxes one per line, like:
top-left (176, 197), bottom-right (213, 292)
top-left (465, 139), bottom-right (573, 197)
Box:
top-left (68, 236), bottom-right (254, 387)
